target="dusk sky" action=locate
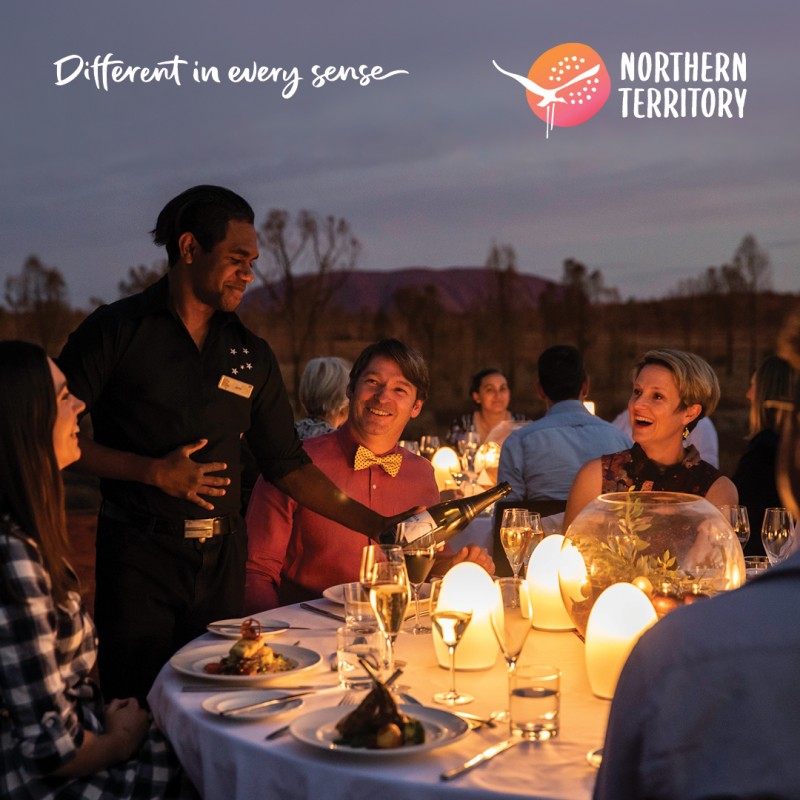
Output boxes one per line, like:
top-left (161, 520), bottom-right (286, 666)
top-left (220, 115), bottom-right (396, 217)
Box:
top-left (3, 0), bottom-right (799, 308)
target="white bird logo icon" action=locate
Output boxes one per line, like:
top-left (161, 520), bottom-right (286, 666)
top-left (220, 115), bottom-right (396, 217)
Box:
top-left (492, 59), bottom-right (601, 107)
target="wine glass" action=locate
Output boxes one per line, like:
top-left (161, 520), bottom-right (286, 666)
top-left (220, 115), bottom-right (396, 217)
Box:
top-left (521, 512), bottom-right (544, 576)
top-left (761, 507), bottom-right (794, 565)
top-left (366, 561), bottom-right (411, 674)
top-left (430, 579), bottom-right (474, 705)
top-left (419, 435), bottom-right (440, 460)
top-left (401, 527), bottom-right (436, 634)
top-left (359, 544), bottom-right (403, 585)
top-left (721, 504), bottom-right (750, 549)
top-left (449, 457), bottom-right (467, 491)
top-left (489, 577), bottom-right (533, 722)
top-left (458, 430), bottom-right (480, 492)
top-left (398, 439), bottom-right (420, 455)
top-left (500, 507), bottom-right (533, 578)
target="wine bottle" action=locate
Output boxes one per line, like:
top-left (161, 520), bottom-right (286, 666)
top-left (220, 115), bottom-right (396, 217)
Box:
top-left (380, 482), bottom-right (512, 546)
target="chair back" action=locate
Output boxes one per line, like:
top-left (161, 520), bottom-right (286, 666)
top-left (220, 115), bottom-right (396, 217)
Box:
top-left (492, 498), bottom-right (567, 577)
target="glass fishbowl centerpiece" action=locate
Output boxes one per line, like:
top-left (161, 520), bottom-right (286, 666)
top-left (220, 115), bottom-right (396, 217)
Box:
top-left (558, 492), bottom-right (745, 637)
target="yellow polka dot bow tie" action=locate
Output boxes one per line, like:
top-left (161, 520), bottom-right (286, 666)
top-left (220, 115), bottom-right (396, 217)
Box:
top-left (354, 445), bottom-right (403, 477)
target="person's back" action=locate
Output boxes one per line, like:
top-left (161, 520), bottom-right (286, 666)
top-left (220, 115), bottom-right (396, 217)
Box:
top-left (498, 345), bottom-right (630, 501)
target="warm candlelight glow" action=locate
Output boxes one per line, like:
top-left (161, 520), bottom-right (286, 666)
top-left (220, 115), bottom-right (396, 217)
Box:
top-left (431, 446), bottom-right (460, 491)
top-left (583, 400), bottom-right (596, 415)
top-left (526, 534), bottom-right (575, 631)
top-left (584, 583), bottom-right (657, 699)
top-left (432, 563), bottom-right (499, 670)
top-left (474, 441), bottom-right (501, 486)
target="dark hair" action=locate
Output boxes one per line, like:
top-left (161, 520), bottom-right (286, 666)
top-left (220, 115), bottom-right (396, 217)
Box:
top-left (469, 368), bottom-right (507, 399)
top-left (151, 185), bottom-right (255, 266)
top-left (0, 341), bottom-right (73, 605)
top-left (348, 339), bottom-right (430, 402)
top-left (537, 345), bottom-right (586, 402)
top-left (750, 355), bottom-right (796, 437)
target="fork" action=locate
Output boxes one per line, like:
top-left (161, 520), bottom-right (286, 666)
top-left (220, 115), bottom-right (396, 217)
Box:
top-left (265, 690), bottom-right (358, 741)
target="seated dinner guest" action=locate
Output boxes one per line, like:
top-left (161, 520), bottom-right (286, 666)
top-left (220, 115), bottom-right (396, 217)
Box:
top-left (0, 342), bottom-right (184, 799)
top-left (499, 345), bottom-right (630, 502)
top-left (594, 310), bottom-right (800, 800)
top-left (244, 339), bottom-right (493, 611)
top-left (448, 367), bottom-right (528, 446)
top-left (732, 355), bottom-right (796, 556)
top-left (564, 348), bottom-right (737, 529)
top-left (294, 356), bottom-right (351, 440)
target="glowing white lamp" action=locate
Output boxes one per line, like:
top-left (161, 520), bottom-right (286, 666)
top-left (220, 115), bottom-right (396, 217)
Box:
top-left (525, 534), bottom-right (575, 631)
top-left (584, 583), bottom-right (657, 699)
top-left (432, 563), bottom-right (499, 670)
top-left (431, 446), bottom-right (460, 492)
top-left (583, 400), bottom-right (596, 415)
top-left (474, 442), bottom-right (501, 486)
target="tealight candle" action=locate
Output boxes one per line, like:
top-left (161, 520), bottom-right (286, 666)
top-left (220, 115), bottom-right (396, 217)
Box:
top-left (526, 534), bottom-right (575, 631)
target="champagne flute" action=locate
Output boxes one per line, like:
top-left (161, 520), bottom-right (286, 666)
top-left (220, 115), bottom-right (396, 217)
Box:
top-left (761, 507), bottom-right (794, 565)
top-left (490, 577), bottom-right (533, 722)
top-left (367, 561), bottom-right (411, 675)
top-left (721, 504), bottom-right (750, 548)
top-left (430, 579), bottom-right (474, 705)
top-left (360, 544), bottom-right (403, 584)
top-left (420, 435), bottom-right (440, 460)
top-left (500, 507), bottom-right (533, 578)
top-left (401, 527), bottom-right (436, 634)
top-left (521, 512), bottom-right (544, 576)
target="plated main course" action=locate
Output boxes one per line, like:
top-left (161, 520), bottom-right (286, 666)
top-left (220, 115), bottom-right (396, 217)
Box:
top-left (204, 618), bottom-right (297, 676)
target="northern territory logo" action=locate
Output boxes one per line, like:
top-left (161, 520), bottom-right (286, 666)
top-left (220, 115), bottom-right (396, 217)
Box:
top-left (493, 43), bottom-right (611, 138)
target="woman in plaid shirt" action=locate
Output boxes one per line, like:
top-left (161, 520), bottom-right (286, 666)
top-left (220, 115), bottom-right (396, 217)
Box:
top-left (0, 341), bottom-right (186, 799)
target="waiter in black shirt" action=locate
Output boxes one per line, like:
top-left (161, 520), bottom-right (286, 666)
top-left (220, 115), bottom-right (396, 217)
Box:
top-left (59, 185), bottom-right (395, 703)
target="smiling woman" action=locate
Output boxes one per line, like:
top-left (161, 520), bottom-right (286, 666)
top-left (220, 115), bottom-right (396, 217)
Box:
top-left (563, 349), bottom-right (738, 530)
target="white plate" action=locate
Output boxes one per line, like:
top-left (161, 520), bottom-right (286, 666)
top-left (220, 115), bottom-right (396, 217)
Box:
top-left (201, 690), bottom-right (303, 720)
top-left (207, 618), bottom-right (290, 638)
top-left (170, 643), bottom-right (322, 684)
top-left (321, 584), bottom-right (346, 605)
top-left (290, 704), bottom-right (469, 756)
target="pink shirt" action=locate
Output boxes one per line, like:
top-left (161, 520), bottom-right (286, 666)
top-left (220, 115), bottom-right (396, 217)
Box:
top-left (244, 424), bottom-right (440, 611)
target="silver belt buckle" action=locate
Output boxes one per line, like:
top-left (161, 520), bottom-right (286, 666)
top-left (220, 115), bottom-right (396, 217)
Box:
top-left (184, 519), bottom-right (215, 541)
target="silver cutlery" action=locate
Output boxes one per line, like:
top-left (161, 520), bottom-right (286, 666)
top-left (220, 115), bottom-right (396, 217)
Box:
top-left (209, 624), bottom-right (310, 633)
top-left (219, 690), bottom-right (316, 717)
top-left (299, 603), bottom-right (345, 622)
top-left (182, 684), bottom-right (320, 693)
top-left (452, 710), bottom-right (497, 729)
top-left (440, 736), bottom-right (524, 781)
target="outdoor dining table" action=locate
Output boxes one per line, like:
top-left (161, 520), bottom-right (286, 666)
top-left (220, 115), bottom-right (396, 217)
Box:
top-left (149, 598), bottom-right (609, 800)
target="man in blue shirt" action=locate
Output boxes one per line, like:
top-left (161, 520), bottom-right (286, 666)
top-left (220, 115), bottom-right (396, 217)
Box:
top-left (498, 345), bottom-right (630, 501)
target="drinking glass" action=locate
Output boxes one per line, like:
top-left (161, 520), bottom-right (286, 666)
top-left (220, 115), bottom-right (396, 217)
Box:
top-left (458, 431), bottom-right (480, 492)
top-left (359, 544), bottom-right (403, 585)
top-left (420, 435), bottom-right (440, 460)
top-left (521, 512), bottom-right (544, 576)
top-left (401, 527), bottom-right (436, 634)
top-left (430, 579), bottom-right (474, 705)
top-left (721, 504), bottom-right (750, 548)
top-left (398, 439), bottom-right (420, 455)
top-left (500, 508), bottom-right (534, 578)
top-left (490, 577), bottom-right (533, 722)
top-left (761, 507), bottom-right (794, 565)
top-left (366, 561), bottom-right (411, 674)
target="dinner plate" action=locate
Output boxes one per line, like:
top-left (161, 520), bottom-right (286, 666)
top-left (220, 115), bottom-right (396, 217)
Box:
top-left (206, 618), bottom-right (290, 638)
top-left (290, 704), bottom-right (469, 756)
top-left (201, 690), bottom-right (303, 720)
top-left (170, 643), bottom-right (322, 684)
top-left (321, 584), bottom-right (346, 605)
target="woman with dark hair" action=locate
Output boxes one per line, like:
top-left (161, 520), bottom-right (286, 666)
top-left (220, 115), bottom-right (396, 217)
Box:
top-left (449, 368), bottom-right (528, 445)
top-left (0, 341), bottom-right (184, 799)
top-left (732, 355), bottom-right (797, 556)
top-left (564, 348), bottom-right (738, 529)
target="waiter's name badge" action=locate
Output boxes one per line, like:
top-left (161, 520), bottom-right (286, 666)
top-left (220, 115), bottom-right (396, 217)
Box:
top-left (218, 375), bottom-right (253, 399)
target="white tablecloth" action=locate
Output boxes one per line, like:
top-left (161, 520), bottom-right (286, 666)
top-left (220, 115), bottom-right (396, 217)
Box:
top-left (150, 603), bottom-right (608, 800)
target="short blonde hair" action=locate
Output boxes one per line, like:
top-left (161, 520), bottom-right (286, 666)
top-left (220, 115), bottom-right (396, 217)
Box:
top-left (299, 357), bottom-right (351, 418)
top-left (634, 349), bottom-right (720, 429)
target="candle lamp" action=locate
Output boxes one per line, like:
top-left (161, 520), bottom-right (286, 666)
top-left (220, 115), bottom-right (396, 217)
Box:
top-left (431, 446), bottom-right (461, 492)
top-left (525, 534), bottom-right (575, 631)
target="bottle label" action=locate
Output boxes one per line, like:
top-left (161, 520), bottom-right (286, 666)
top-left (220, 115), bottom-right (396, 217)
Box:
top-left (398, 511), bottom-right (437, 544)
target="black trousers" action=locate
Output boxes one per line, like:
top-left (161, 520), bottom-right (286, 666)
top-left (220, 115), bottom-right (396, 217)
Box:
top-left (93, 513), bottom-right (246, 704)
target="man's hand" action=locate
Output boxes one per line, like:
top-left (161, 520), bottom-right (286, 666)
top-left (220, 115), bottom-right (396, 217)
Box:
top-left (150, 439), bottom-right (230, 511)
top-left (434, 545), bottom-right (495, 576)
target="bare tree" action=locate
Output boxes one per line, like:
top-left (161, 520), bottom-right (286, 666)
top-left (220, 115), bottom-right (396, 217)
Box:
top-left (730, 234), bottom-right (771, 372)
top-left (255, 210), bottom-right (360, 400)
top-left (484, 242), bottom-right (525, 383)
top-left (118, 261), bottom-right (168, 298)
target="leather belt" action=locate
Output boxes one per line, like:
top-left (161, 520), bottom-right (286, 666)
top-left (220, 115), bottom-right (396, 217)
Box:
top-left (100, 500), bottom-right (235, 543)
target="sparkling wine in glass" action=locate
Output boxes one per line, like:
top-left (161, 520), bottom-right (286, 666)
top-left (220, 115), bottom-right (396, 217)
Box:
top-left (359, 544), bottom-right (403, 586)
top-left (721, 504), bottom-right (750, 548)
top-left (430, 580), bottom-right (473, 705)
top-left (401, 527), bottom-right (436, 634)
top-left (521, 512), bottom-right (544, 575)
top-left (500, 508), bottom-right (533, 578)
top-left (761, 507), bottom-right (794, 565)
top-left (367, 561), bottom-right (410, 674)
top-left (490, 577), bottom-right (533, 722)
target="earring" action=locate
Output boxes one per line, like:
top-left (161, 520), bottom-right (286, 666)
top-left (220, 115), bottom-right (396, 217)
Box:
top-left (682, 426), bottom-right (689, 440)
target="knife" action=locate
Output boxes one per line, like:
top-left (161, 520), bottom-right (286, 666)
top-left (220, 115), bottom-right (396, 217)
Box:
top-left (440, 736), bottom-right (523, 781)
top-left (182, 684), bottom-right (319, 693)
top-left (219, 690), bottom-right (316, 717)
top-left (299, 603), bottom-right (346, 622)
